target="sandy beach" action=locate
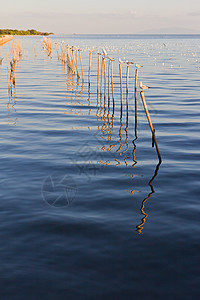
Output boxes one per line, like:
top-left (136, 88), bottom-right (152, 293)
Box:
top-left (0, 35), bottom-right (13, 46)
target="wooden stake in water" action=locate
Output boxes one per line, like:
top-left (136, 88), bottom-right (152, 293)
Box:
top-left (103, 55), bottom-right (106, 100)
top-left (74, 47), bottom-right (80, 78)
top-left (108, 58), bottom-right (111, 101)
top-left (110, 58), bottom-right (115, 106)
top-left (78, 49), bottom-right (84, 82)
top-left (140, 91), bottom-right (162, 162)
top-left (88, 50), bottom-right (92, 89)
top-left (134, 88), bottom-right (137, 137)
top-left (66, 45), bottom-right (72, 71)
top-left (134, 64), bottom-right (142, 136)
top-left (97, 52), bottom-right (101, 94)
top-left (135, 64), bottom-right (142, 96)
top-left (119, 60), bottom-right (123, 106)
top-left (135, 68), bottom-right (138, 95)
top-left (71, 47), bottom-right (75, 73)
top-left (126, 61), bottom-right (134, 94)
top-left (100, 55), bottom-right (104, 97)
top-left (61, 41), bottom-right (66, 64)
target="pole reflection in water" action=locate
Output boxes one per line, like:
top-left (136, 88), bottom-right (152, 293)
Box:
top-left (134, 90), bottom-right (138, 138)
top-left (116, 108), bottom-right (123, 154)
top-left (122, 102), bottom-right (129, 167)
top-left (101, 93), bottom-right (107, 137)
top-left (132, 87), bottom-right (138, 167)
top-left (7, 86), bottom-right (18, 126)
top-left (107, 95), bottom-right (112, 141)
top-left (96, 92), bottom-right (100, 121)
top-left (54, 46), bottom-right (163, 234)
top-left (7, 59), bottom-right (18, 126)
top-left (136, 161), bottom-right (161, 234)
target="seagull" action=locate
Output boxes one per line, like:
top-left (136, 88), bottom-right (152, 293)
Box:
top-left (140, 81), bottom-right (151, 90)
top-left (107, 56), bottom-right (114, 61)
top-left (136, 64), bottom-right (143, 68)
top-left (126, 60), bottom-right (134, 65)
top-left (119, 58), bottom-right (125, 64)
top-left (102, 47), bottom-right (107, 56)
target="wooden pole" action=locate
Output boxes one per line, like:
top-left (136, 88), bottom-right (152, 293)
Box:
top-left (108, 59), bottom-right (111, 101)
top-left (119, 62), bottom-right (123, 107)
top-left (100, 56), bottom-right (104, 97)
top-left (126, 64), bottom-right (129, 95)
top-left (135, 68), bottom-right (138, 96)
top-left (111, 59), bottom-right (114, 106)
top-left (66, 45), bottom-right (72, 71)
top-left (78, 49), bottom-right (84, 82)
top-left (97, 52), bottom-right (101, 94)
top-left (61, 42), bottom-right (65, 64)
top-left (88, 50), bottom-right (92, 89)
top-left (134, 88), bottom-right (137, 137)
top-left (134, 67), bottom-right (140, 137)
top-left (74, 48), bottom-right (80, 78)
top-left (135, 65), bottom-right (142, 97)
top-left (140, 91), bottom-right (162, 162)
top-left (104, 56), bottom-right (106, 100)
top-left (71, 47), bottom-right (75, 73)
top-left (126, 64), bottom-right (130, 109)
top-left (126, 61), bottom-right (133, 102)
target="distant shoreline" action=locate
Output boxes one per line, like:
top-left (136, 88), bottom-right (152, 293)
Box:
top-left (0, 35), bottom-right (13, 46)
top-left (0, 29), bottom-right (53, 36)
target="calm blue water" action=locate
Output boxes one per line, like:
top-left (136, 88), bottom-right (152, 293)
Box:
top-left (0, 35), bottom-right (200, 299)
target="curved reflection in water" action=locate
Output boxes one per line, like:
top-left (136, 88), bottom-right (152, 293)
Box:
top-left (136, 161), bottom-right (161, 234)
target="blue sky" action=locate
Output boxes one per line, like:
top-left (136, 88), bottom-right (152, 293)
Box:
top-left (1, 0), bottom-right (200, 34)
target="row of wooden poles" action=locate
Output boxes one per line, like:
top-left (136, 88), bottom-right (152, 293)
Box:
top-left (47, 39), bottom-right (162, 162)
top-left (54, 42), bottom-right (139, 101)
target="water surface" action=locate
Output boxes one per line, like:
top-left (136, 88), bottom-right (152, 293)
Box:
top-left (0, 34), bottom-right (200, 299)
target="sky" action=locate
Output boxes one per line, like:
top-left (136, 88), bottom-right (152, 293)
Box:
top-left (1, 0), bottom-right (200, 34)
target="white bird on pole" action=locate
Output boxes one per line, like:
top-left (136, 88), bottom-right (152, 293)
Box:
top-left (140, 81), bottom-right (151, 90)
top-left (136, 64), bottom-right (143, 68)
top-left (119, 58), bottom-right (125, 64)
top-left (102, 47), bottom-right (107, 56)
top-left (126, 60), bottom-right (134, 65)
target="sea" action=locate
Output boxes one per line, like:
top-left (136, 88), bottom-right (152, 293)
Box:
top-left (0, 34), bottom-right (200, 299)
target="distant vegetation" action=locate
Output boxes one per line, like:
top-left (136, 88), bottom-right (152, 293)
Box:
top-left (0, 29), bottom-right (53, 36)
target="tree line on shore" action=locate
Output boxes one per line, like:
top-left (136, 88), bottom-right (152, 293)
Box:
top-left (0, 29), bottom-right (53, 36)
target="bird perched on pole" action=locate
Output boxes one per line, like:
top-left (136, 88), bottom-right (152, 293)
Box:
top-left (140, 81), bottom-right (151, 90)
top-left (126, 60), bottom-right (134, 65)
top-left (102, 47), bottom-right (107, 56)
top-left (119, 58), bottom-right (125, 64)
top-left (136, 64), bottom-right (143, 69)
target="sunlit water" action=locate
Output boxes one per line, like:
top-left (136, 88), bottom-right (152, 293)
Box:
top-left (0, 35), bottom-right (200, 299)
